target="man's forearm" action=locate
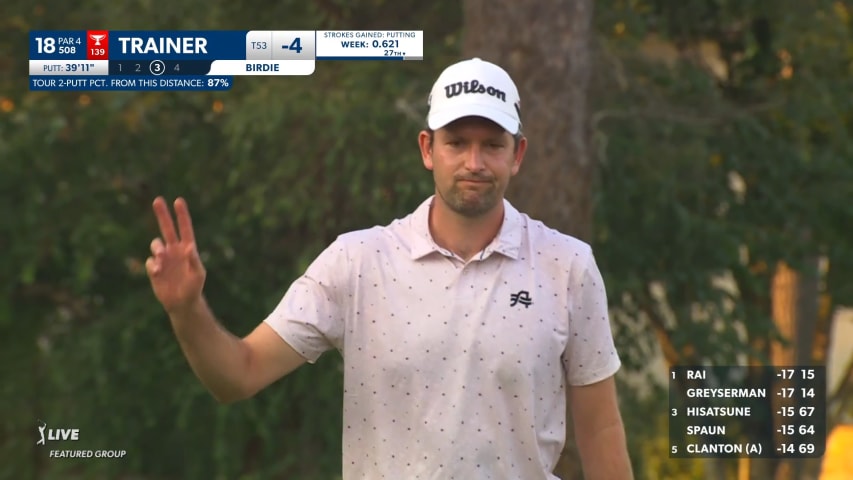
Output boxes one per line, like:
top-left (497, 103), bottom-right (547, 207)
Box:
top-left (575, 419), bottom-right (634, 480)
top-left (168, 297), bottom-right (251, 403)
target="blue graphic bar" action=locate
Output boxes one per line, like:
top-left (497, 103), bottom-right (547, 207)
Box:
top-left (29, 75), bottom-right (234, 91)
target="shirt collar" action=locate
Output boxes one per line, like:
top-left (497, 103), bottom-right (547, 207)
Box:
top-left (408, 195), bottom-right (523, 261)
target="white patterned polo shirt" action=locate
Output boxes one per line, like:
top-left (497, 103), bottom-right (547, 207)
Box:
top-left (264, 195), bottom-right (622, 480)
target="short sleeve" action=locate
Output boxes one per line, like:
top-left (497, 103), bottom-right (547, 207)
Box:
top-left (263, 239), bottom-right (349, 364)
top-left (562, 249), bottom-right (621, 385)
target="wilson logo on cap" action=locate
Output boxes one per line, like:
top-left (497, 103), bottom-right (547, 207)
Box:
top-left (443, 79), bottom-right (507, 102)
top-left (427, 58), bottom-right (522, 134)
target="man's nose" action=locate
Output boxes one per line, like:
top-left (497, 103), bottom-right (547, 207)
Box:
top-left (463, 145), bottom-right (485, 171)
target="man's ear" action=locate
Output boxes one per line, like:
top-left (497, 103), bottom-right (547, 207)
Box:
top-left (511, 135), bottom-right (528, 176)
top-left (418, 130), bottom-right (434, 171)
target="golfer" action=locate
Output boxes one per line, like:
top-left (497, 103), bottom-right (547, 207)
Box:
top-left (146, 58), bottom-right (633, 479)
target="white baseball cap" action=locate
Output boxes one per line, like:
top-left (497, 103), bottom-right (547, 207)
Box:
top-left (427, 57), bottom-right (522, 134)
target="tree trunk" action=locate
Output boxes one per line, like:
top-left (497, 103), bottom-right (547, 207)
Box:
top-left (770, 261), bottom-right (798, 480)
top-left (752, 259), bottom-right (820, 480)
top-left (462, 1), bottom-right (594, 478)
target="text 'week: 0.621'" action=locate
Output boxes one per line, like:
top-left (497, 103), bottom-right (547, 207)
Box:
top-left (669, 366), bottom-right (827, 458)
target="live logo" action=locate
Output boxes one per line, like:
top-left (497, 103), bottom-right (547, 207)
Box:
top-left (87, 30), bottom-right (109, 60)
top-left (47, 428), bottom-right (79, 441)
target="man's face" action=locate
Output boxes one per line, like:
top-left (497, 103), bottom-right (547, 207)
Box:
top-left (418, 116), bottom-right (527, 218)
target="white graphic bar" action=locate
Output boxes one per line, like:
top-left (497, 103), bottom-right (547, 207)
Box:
top-left (316, 31), bottom-right (423, 60)
top-left (30, 60), bottom-right (109, 75)
top-left (207, 60), bottom-right (315, 76)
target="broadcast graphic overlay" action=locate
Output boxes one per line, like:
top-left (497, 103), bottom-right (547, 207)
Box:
top-left (29, 30), bottom-right (424, 91)
top-left (36, 420), bottom-right (127, 460)
top-left (669, 366), bottom-right (827, 458)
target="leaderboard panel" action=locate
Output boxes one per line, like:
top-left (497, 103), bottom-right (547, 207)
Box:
top-left (28, 30), bottom-right (424, 91)
top-left (669, 366), bottom-right (826, 458)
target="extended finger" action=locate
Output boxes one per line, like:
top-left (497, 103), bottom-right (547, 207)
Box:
top-left (174, 197), bottom-right (196, 245)
top-left (185, 242), bottom-right (205, 272)
top-left (152, 197), bottom-right (179, 244)
top-left (150, 238), bottom-right (165, 257)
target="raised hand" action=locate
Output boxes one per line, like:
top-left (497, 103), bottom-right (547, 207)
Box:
top-left (146, 197), bottom-right (206, 315)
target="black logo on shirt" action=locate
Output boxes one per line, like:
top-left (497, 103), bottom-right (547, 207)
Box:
top-left (510, 290), bottom-right (532, 308)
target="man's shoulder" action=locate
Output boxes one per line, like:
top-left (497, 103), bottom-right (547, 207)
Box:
top-left (333, 225), bottom-right (391, 249)
top-left (518, 211), bottom-right (594, 259)
top-left (331, 211), bottom-right (417, 253)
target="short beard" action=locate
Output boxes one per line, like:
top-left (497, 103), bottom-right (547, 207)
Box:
top-left (436, 178), bottom-right (501, 218)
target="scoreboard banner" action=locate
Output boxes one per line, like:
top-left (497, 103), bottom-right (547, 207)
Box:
top-left (669, 365), bottom-right (827, 458)
top-left (29, 30), bottom-right (424, 91)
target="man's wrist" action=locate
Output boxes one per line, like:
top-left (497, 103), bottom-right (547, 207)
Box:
top-left (167, 295), bottom-right (208, 329)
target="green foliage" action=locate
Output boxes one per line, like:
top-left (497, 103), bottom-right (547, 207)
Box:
top-left (591, 4), bottom-right (853, 476)
top-left (593, 0), bottom-right (853, 369)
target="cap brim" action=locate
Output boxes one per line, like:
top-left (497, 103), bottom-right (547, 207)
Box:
top-left (428, 104), bottom-right (519, 135)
